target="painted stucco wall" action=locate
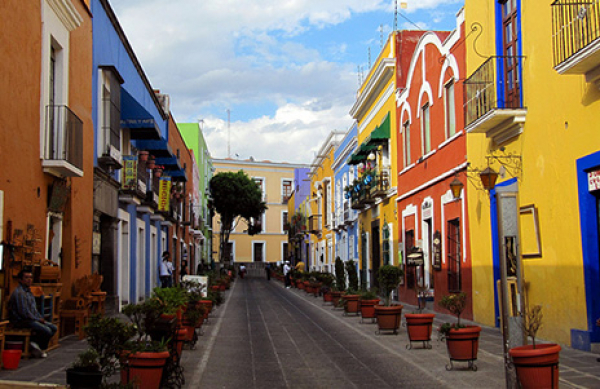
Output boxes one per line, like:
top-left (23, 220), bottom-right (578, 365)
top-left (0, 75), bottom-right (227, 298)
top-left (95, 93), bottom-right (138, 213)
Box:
top-left (464, 0), bottom-right (600, 348)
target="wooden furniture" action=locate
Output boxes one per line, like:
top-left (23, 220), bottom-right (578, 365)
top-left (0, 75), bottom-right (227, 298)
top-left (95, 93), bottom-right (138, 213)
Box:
top-left (60, 274), bottom-right (105, 339)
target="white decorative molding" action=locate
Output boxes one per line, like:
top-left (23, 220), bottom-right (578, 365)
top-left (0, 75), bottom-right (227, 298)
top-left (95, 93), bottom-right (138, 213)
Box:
top-left (350, 58), bottom-right (395, 119)
top-left (47, 0), bottom-right (83, 31)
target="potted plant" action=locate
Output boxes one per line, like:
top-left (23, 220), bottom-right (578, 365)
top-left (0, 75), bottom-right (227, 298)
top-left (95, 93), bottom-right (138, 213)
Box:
top-left (331, 257), bottom-right (346, 308)
top-left (341, 260), bottom-right (360, 316)
top-left (359, 289), bottom-right (380, 323)
top-left (85, 314), bottom-right (136, 383)
top-left (509, 305), bottom-right (561, 388)
top-left (317, 272), bottom-right (335, 303)
top-left (405, 285), bottom-right (435, 349)
top-left (374, 264), bottom-right (404, 334)
top-left (66, 348), bottom-right (103, 389)
top-left (121, 301), bottom-right (172, 389)
top-left (438, 292), bottom-right (481, 371)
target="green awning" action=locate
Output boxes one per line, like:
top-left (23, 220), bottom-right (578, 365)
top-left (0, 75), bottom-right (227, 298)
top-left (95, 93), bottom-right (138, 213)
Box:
top-left (365, 112), bottom-right (390, 145)
top-left (347, 143), bottom-right (377, 165)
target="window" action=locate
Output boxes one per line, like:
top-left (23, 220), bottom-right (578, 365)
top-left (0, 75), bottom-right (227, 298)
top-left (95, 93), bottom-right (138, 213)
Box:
top-left (501, 0), bottom-right (520, 108)
top-left (445, 80), bottom-right (456, 138)
top-left (403, 121), bottom-right (411, 167)
top-left (447, 218), bottom-right (461, 292)
top-left (282, 180), bottom-right (292, 203)
top-left (282, 211), bottom-right (288, 232)
top-left (100, 68), bottom-right (122, 158)
top-left (422, 104), bottom-right (431, 155)
top-left (253, 178), bottom-right (265, 200)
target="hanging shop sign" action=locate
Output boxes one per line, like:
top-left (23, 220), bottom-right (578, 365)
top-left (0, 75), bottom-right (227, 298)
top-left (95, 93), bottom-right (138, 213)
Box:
top-left (432, 230), bottom-right (442, 270)
top-left (158, 177), bottom-right (172, 212)
top-left (122, 156), bottom-right (138, 190)
top-left (406, 247), bottom-right (424, 266)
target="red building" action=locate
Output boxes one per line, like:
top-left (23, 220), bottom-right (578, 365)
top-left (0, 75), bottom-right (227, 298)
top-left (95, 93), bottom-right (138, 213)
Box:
top-left (395, 10), bottom-right (472, 318)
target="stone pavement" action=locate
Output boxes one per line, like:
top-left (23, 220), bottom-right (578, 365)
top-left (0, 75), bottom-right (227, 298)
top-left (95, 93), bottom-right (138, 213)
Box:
top-left (0, 276), bottom-right (599, 388)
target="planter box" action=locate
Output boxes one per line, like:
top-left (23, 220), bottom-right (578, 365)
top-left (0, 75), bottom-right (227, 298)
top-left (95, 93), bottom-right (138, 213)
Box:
top-left (509, 343), bottom-right (561, 388)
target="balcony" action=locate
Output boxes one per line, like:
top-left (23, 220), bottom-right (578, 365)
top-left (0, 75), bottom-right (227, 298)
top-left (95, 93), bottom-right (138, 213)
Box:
top-left (42, 105), bottom-right (84, 177)
top-left (552, 0), bottom-right (600, 82)
top-left (369, 167), bottom-right (390, 198)
top-left (308, 214), bottom-right (322, 234)
top-left (463, 57), bottom-right (527, 144)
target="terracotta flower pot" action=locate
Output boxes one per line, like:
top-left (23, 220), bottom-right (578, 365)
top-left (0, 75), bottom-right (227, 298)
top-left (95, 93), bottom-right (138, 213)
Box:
top-left (443, 325), bottom-right (482, 370)
top-left (342, 294), bottom-right (360, 315)
top-left (359, 299), bottom-right (380, 321)
top-left (323, 291), bottom-right (333, 303)
top-left (374, 305), bottom-right (403, 334)
top-left (405, 313), bottom-right (435, 349)
top-left (331, 291), bottom-right (343, 307)
top-left (121, 351), bottom-right (169, 389)
top-left (509, 343), bottom-right (561, 389)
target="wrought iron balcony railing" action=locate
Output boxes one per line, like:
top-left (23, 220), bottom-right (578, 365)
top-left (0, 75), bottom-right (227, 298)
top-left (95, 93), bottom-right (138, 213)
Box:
top-left (369, 167), bottom-right (390, 198)
top-left (552, 0), bottom-right (600, 71)
top-left (463, 56), bottom-right (526, 142)
top-left (43, 105), bottom-right (83, 176)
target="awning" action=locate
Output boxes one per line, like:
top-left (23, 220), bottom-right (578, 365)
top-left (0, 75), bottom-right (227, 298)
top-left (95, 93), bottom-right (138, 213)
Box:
top-left (168, 168), bottom-right (188, 182)
top-left (364, 112), bottom-right (390, 144)
top-left (120, 88), bottom-right (161, 140)
top-left (347, 112), bottom-right (391, 165)
top-left (134, 138), bottom-right (173, 158)
top-left (347, 143), bottom-right (377, 165)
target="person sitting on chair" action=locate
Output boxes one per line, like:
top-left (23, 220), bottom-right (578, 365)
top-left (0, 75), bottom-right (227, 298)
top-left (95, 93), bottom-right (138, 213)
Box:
top-left (8, 269), bottom-right (58, 358)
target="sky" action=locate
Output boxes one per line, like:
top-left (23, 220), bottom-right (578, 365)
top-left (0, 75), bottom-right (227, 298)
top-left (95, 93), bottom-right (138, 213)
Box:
top-left (110, 0), bottom-right (464, 164)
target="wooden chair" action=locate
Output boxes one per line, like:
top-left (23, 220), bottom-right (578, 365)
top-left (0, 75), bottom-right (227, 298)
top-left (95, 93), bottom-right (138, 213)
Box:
top-left (89, 274), bottom-right (107, 316)
top-left (60, 276), bottom-right (94, 339)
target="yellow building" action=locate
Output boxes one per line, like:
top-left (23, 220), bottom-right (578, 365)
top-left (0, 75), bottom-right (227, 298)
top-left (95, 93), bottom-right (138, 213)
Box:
top-left (463, 0), bottom-right (600, 351)
top-left (347, 32), bottom-right (399, 289)
top-left (212, 158), bottom-right (308, 266)
top-left (307, 132), bottom-right (344, 273)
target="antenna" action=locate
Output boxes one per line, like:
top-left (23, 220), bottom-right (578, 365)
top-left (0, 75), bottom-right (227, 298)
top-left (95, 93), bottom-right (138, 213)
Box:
top-left (394, 0), bottom-right (398, 31)
top-left (357, 65), bottom-right (361, 87)
top-left (227, 109), bottom-right (231, 158)
top-left (380, 24), bottom-right (384, 48)
top-left (368, 47), bottom-right (371, 70)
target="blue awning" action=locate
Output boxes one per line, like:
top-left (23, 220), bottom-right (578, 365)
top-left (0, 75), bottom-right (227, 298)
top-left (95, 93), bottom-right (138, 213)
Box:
top-left (167, 168), bottom-right (188, 182)
top-left (120, 88), bottom-right (161, 140)
top-left (134, 138), bottom-right (173, 157)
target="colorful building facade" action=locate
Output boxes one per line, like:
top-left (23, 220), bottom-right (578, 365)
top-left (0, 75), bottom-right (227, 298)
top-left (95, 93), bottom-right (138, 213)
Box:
top-left (333, 124), bottom-right (359, 269)
top-left (395, 13), bottom-right (471, 314)
top-left (464, 0), bottom-right (600, 350)
top-left (212, 159), bottom-right (308, 266)
top-left (0, 0), bottom-right (94, 313)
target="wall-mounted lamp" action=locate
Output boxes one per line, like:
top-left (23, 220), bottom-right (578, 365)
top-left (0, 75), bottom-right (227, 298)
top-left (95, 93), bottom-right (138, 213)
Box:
top-left (479, 167), bottom-right (499, 191)
top-left (449, 176), bottom-right (464, 199)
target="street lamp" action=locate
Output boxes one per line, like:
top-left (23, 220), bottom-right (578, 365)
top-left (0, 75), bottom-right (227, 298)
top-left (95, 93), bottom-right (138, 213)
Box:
top-left (479, 167), bottom-right (499, 191)
top-left (449, 177), bottom-right (464, 200)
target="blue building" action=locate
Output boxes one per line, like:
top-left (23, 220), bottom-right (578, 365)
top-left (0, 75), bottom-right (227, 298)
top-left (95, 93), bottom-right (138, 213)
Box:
top-left (333, 124), bottom-right (359, 273)
top-left (91, 0), bottom-right (181, 309)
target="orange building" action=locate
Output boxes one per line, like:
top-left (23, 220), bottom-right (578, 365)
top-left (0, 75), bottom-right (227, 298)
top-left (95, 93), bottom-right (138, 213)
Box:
top-left (395, 11), bottom-right (471, 316)
top-left (0, 0), bottom-right (94, 308)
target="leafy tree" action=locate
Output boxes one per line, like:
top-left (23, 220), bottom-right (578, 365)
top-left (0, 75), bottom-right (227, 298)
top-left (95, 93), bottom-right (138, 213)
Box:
top-left (345, 259), bottom-right (359, 292)
top-left (210, 171), bottom-right (267, 263)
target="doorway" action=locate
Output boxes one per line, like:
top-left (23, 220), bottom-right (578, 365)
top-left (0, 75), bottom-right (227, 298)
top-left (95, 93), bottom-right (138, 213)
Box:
top-left (253, 242), bottom-right (264, 262)
top-left (371, 220), bottom-right (381, 289)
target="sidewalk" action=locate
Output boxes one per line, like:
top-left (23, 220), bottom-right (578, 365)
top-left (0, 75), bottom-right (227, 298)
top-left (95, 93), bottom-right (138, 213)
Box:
top-left (281, 282), bottom-right (600, 389)
top-left (0, 278), bottom-right (599, 388)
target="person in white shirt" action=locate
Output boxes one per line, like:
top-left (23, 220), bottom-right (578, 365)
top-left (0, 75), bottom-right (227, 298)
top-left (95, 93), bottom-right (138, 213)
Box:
top-left (160, 251), bottom-right (173, 287)
top-left (283, 261), bottom-right (291, 288)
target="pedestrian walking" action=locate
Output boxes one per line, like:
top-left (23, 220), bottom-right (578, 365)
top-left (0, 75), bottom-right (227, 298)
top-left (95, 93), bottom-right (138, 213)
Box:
top-left (283, 261), bottom-right (291, 288)
top-left (265, 263), bottom-right (271, 281)
top-left (160, 251), bottom-right (174, 287)
top-left (180, 259), bottom-right (188, 281)
top-left (240, 264), bottom-right (246, 279)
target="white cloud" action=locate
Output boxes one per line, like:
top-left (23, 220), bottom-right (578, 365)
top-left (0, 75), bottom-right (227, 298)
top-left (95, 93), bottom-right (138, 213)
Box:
top-left (109, 0), bottom-right (460, 164)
